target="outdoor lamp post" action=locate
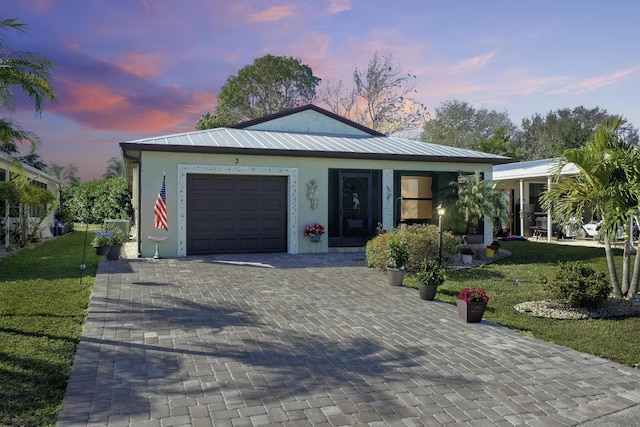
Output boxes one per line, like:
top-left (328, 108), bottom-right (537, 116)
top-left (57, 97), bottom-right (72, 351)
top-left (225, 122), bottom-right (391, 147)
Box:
top-left (437, 204), bottom-right (446, 266)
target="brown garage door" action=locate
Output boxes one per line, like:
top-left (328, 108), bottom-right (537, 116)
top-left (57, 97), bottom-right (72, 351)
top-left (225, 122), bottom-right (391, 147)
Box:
top-left (187, 174), bottom-right (287, 255)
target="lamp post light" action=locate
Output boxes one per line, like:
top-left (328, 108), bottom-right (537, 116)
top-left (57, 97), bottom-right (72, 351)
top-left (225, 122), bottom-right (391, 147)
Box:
top-left (436, 203), bottom-right (446, 267)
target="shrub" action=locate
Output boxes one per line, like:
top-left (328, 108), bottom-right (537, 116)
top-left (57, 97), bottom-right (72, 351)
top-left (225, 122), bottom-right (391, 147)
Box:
top-left (365, 224), bottom-right (460, 272)
top-left (544, 261), bottom-right (610, 308)
top-left (415, 259), bottom-right (445, 287)
top-left (385, 237), bottom-right (409, 269)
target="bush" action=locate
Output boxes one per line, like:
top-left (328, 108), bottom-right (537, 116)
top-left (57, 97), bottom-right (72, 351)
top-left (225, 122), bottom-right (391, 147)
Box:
top-left (415, 259), bottom-right (445, 287)
top-left (544, 261), bottom-right (610, 308)
top-left (366, 224), bottom-right (460, 272)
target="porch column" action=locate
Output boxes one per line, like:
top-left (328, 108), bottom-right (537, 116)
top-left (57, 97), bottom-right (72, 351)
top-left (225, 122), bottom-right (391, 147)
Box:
top-left (382, 169), bottom-right (394, 231)
top-left (519, 179), bottom-right (524, 237)
top-left (547, 175), bottom-right (552, 242)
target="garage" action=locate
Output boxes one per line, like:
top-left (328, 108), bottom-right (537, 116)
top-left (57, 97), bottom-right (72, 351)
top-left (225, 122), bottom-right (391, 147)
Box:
top-left (186, 174), bottom-right (288, 255)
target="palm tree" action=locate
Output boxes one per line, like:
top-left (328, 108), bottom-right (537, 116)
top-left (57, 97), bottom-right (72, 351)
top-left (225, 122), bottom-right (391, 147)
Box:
top-left (102, 156), bottom-right (124, 179)
top-left (0, 18), bottom-right (56, 151)
top-left (542, 117), bottom-right (640, 298)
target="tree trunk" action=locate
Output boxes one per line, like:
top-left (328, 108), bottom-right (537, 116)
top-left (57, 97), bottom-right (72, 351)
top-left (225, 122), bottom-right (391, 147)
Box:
top-left (605, 238), bottom-right (623, 297)
top-left (630, 240), bottom-right (640, 298)
top-left (622, 236), bottom-right (631, 296)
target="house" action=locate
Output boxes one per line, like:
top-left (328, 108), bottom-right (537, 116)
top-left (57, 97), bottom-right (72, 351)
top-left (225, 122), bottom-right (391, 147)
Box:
top-left (492, 158), bottom-right (580, 241)
top-left (120, 105), bottom-right (512, 258)
top-left (0, 151), bottom-right (61, 246)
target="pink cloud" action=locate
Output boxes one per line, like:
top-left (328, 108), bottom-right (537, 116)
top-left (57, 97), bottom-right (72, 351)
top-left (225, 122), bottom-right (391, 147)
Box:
top-left (327, 0), bottom-right (351, 14)
top-left (550, 67), bottom-right (637, 95)
top-left (116, 52), bottom-right (164, 80)
top-left (250, 5), bottom-right (296, 22)
top-left (51, 79), bottom-right (186, 132)
top-left (451, 51), bottom-right (496, 74)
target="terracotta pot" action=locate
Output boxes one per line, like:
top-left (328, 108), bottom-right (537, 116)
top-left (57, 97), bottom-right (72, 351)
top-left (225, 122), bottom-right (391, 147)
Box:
top-left (456, 299), bottom-right (487, 323)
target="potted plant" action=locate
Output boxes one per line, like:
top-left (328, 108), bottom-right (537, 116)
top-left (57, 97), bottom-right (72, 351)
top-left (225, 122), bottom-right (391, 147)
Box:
top-left (303, 222), bottom-right (325, 242)
top-left (92, 231), bottom-right (112, 256)
top-left (105, 226), bottom-right (126, 260)
top-left (415, 259), bottom-right (445, 300)
top-left (385, 237), bottom-right (409, 286)
top-left (486, 241), bottom-right (500, 258)
top-left (460, 246), bottom-right (473, 264)
top-left (456, 288), bottom-right (489, 322)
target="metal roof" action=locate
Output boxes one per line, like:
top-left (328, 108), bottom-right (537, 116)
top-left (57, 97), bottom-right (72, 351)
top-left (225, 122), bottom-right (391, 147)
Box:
top-left (121, 127), bottom-right (513, 164)
top-left (493, 158), bottom-right (579, 180)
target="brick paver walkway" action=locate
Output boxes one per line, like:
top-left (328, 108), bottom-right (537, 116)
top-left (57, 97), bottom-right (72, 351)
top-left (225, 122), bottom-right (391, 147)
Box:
top-left (57, 253), bottom-right (640, 426)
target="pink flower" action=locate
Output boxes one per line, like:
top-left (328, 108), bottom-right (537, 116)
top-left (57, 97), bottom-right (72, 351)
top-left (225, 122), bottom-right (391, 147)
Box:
top-left (457, 288), bottom-right (489, 303)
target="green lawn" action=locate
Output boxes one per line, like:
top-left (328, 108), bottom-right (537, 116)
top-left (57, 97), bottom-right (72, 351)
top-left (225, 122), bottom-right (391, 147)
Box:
top-left (0, 230), bottom-right (99, 427)
top-left (0, 234), bottom-right (639, 426)
top-left (406, 240), bottom-right (640, 368)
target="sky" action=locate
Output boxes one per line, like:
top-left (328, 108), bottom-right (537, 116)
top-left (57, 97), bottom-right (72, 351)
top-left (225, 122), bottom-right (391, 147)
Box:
top-left (4, 0), bottom-right (640, 182)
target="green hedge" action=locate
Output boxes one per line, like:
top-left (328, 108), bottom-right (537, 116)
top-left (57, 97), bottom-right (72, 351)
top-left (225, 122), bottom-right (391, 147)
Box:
top-left (366, 224), bottom-right (461, 273)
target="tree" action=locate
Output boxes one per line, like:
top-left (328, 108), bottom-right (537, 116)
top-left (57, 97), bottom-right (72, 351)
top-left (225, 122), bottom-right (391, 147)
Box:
top-left (451, 171), bottom-right (510, 235)
top-left (17, 152), bottom-right (46, 170)
top-left (103, 156), bottom-right (124, 179)
top-left (65, 178), bottom-right (132, 224)
top-left (0, 118), bottom-right (39, 154)
top-left (471, 126), bottom-right (523, 159)
top-left (541, 117), bottom-right (640, 298)
top-left (47, 163), bottom-right (79, 187)
top-left (421, 99), bottom-right (517, 151)
top-left (0, 18), bottom-right (56, 152)
top-left (515, 106), bottom-right (637, 160)
top-left (209, 54), bottom-right (320, 125)
top-left (195, 111), bottom-right (234, 130)
top-left (321, 52), bottom-right (427, 134)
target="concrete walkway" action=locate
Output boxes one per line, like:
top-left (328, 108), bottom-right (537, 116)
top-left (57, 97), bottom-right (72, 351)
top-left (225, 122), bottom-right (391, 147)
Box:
top-left (57, 253), bottom-right (640, 426)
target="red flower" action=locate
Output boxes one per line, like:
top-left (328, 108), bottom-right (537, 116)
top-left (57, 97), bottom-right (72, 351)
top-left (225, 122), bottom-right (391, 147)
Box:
top-left (457, 288), bottom-right (489, 303)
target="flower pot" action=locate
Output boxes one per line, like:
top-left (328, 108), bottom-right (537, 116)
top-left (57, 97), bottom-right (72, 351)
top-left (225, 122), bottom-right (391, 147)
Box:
top-left (387, 267), bottom-right (405, 286)
top-left (485, 248), bottom-right (495, 258)
top-left (107, 244), bottom-right (122, 260)
top-left (310, 235), bottom-right (321, 242)
top-left (461, 254), bottom-right (473, 264)
top-left (418, 282), bottom-right (438, 300)
top-left (94, 246), bottom-right (110, 256)
top-left (456, 299), bottom-right (487, 323)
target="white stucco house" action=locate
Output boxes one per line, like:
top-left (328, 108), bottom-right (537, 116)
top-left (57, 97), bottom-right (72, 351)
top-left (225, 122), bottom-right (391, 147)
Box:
top-left (0, 151), bottom-right (61, 246)
top-left (121, 105), bottom-right (513, 258)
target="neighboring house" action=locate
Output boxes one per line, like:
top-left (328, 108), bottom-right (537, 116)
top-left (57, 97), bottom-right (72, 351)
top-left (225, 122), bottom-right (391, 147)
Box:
top-left (0, 151), bottom-right (61, 246)
top-left (493, 158), bottom-right (580, 241)
top-left (121, 104), bottom-right (512, 258)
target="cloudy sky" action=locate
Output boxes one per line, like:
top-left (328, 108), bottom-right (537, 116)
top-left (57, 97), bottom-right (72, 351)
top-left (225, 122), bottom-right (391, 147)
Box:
top-left (4, 0), bottom-right (639, 181)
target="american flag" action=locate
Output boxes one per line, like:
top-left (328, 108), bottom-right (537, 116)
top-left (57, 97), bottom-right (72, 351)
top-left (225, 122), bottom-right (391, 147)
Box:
top-left (154, 175), bottom-right (168, 230)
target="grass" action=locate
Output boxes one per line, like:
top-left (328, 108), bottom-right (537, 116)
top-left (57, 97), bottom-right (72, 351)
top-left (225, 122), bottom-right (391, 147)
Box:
top-left (0, 230), bottom-right (99, 427)
top-left (1, 235), bottom-right (639, 425)
top-left (405, 240), bottom-right (640, 368)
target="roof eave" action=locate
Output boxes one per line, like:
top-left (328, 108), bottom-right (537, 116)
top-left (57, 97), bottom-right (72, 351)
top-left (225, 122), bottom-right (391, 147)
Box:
top-left (119, 143), bottom-right (513, 165)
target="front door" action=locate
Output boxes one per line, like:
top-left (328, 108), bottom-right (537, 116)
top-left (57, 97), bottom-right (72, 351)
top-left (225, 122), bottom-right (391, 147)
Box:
top-left (339, 173), bottom-right (372, 246)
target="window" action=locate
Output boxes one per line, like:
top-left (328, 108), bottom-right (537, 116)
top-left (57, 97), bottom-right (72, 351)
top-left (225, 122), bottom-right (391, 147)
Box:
top-left (401, 176), bottom-right (433, 221)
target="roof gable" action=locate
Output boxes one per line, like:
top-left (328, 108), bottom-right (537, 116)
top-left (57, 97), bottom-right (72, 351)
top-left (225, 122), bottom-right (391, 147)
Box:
top-left (231, 104), bottom-right (384, 136)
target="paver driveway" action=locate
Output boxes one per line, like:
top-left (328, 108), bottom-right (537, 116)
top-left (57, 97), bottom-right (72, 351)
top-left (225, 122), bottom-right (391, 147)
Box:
top-left (57, 253), bottom-right (640, 426)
